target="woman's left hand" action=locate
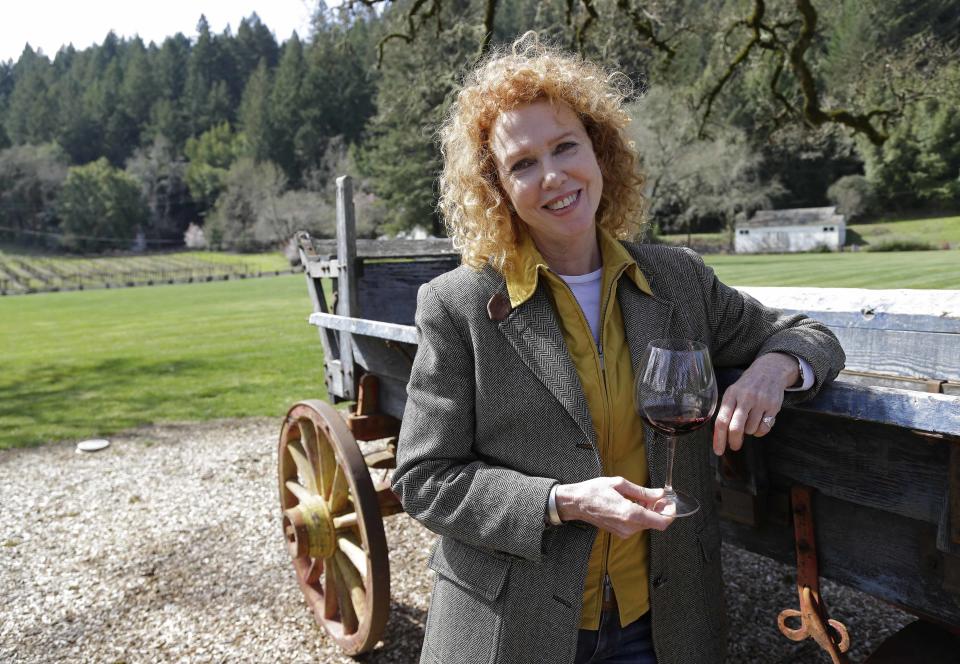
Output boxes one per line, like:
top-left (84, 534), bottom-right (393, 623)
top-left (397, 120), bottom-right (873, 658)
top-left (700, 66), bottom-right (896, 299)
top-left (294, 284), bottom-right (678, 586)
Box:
top-left (712, 352), bottom-right (799, 455)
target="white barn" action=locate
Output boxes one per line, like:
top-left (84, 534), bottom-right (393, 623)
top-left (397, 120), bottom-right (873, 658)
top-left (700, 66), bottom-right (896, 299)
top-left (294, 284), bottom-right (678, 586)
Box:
top-left (734, 206), bottom-right (846, 253)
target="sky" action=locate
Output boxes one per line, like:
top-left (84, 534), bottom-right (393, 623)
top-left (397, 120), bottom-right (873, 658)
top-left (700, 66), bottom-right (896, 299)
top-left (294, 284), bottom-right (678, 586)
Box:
top-left (1, 0), bottom-right (321, 63)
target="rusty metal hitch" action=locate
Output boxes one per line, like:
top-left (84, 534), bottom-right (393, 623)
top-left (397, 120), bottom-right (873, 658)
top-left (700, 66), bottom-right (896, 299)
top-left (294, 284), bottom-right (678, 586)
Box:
top-left (777, 485), bottom-right (851, 664)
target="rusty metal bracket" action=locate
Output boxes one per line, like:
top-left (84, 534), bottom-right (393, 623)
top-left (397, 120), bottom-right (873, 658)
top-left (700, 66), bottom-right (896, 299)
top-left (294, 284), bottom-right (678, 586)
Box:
top-left (777, 485), bottom-right (851, 664)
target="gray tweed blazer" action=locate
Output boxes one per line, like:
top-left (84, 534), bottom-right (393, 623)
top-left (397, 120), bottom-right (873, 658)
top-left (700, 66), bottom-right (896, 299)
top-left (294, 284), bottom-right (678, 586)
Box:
top-left (392, 242), bottom-right (844, 664)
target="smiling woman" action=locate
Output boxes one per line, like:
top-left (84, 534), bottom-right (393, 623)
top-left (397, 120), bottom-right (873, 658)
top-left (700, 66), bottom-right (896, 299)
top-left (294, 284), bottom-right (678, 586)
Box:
top-left (391, 30), bottom-right (844, 664)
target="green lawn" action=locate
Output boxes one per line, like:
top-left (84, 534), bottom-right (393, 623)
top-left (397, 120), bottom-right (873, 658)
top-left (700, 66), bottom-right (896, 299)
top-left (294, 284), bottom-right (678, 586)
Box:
top-left (703, 250), bottom-right (960, 288)
top-left (2, 250), bottom-right (958, 449)
top-left (847, 215), bottom-right (960, 248)
top-left (0, 275), bottom-right (323, 449)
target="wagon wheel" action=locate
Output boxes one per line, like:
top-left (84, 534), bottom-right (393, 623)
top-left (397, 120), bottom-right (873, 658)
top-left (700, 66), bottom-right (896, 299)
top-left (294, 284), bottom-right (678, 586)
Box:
top-left (278, 400), bottom-right (390, 655)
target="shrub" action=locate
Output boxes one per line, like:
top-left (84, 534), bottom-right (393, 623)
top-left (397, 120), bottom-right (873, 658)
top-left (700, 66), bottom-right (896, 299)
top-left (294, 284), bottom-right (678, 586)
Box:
top-left (57, 158), bottom-right (149, 252)
top-left (827, 175), bottom-right (877, 221)
top-left (866, 239), bottom-right (935, 252)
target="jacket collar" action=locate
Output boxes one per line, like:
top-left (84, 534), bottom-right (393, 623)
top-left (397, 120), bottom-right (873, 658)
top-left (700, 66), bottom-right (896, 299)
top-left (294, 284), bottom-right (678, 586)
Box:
top-left (502, 225), bottom-right (653, 309)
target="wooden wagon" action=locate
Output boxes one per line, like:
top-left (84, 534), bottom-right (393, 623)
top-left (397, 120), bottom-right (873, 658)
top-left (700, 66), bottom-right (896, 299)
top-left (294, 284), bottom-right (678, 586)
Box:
top-left (276, 176), bottom-right (960, 661)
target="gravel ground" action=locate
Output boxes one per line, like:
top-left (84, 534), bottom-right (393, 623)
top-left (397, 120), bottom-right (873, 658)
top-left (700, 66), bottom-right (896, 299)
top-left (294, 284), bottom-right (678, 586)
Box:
top-left (1, 418), bottom-right (911, 663)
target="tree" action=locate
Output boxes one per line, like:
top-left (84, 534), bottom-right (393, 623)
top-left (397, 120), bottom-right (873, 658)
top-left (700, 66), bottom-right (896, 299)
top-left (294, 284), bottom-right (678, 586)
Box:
top-left (234, 14), bottom-right (280, 79)
top-left (357, 2), bottom-right (482, 234)
top-left (57, 158), bottom-right (149, 251)
top-left (268, 33), bottom-right (306, 182)
top-left (183, 122), bottom-right (247, 213)
top-left (4, 46), bottom-right (57, 145)
top-left (238, 59), bottom-right (272, 162)
top-left (204, 157), bottom-right (287, 250)
top-left (0, 143), bottom-right (68, 245)
top-left (627, 87), bottom-right (784, 239)
top-left (125, 136), bottom-right (195, 240)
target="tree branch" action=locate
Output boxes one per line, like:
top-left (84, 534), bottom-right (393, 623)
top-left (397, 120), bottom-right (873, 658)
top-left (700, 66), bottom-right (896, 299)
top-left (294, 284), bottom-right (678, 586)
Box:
top-left (614, 0), bottom-right (676, 59)
top-left (479, 0), bottom-right (499, 57)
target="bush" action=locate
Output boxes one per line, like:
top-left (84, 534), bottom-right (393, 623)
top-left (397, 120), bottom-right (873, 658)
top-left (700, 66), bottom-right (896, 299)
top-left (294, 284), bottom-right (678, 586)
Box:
top-left (866, 239), bottom-right (935, 252)
top-left (57, 158), bottom-right (149, 252)
top-left (827, 175), bottom-right (876, 221)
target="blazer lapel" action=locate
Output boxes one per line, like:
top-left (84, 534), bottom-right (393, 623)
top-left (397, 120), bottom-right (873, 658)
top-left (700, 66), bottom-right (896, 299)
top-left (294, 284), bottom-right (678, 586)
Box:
top-left (618, 276), bottom-right (675, 487)
top-left (497, 283), bottom-right (597, 447)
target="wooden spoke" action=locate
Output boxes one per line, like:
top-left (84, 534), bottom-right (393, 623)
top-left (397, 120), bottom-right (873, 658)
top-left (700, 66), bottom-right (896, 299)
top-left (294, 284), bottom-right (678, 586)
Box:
top-left (333, 512), bottom-right (358, 531)
top-left (285, 480), bottom-right (314, 504)
top-left (305, 557), bottom-right (323, 585)
top-left (329, 463), bottom-right (351, 514)
top-left (337, 534), bottom-right (368, 582)
top-left (323, 560), bottom-right (339, 621)
top-left (317, 430), bottom-right (337, 499)
top-left (334, 549), bottom-right (367, 621)
top-left (287, 440), bottom-right (318, 494)
top-left (330, 556), bottom-right (359, 634)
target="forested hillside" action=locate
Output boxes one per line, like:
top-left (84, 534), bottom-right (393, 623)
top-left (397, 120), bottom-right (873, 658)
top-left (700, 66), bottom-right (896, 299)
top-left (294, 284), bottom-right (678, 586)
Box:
top-left (0, 0), bottom-right (957, 252)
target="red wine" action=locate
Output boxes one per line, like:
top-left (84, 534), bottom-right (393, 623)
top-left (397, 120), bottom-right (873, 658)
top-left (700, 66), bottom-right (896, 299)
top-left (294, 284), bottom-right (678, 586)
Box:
top-left (641, 404), bottom-right (710, 435)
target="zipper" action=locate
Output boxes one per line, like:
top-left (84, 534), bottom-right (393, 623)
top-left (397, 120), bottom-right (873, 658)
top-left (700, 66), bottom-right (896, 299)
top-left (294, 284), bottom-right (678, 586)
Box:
top-left (596, 264), bottom-right (627, 621)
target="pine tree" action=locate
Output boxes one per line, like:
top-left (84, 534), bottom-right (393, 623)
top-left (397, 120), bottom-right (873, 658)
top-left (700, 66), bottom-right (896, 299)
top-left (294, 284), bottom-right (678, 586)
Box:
top-left (269, 33), bottom-right (305, 183)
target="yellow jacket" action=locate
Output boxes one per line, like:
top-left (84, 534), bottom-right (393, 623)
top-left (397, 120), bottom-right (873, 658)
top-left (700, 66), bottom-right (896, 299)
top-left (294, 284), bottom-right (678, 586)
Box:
top-left (504, 226), bottom-right (654, 629)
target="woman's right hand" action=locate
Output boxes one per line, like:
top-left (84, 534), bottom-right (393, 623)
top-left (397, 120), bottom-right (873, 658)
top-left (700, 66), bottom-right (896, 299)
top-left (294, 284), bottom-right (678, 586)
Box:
top-left (554, 477), bottom-right (675, 538)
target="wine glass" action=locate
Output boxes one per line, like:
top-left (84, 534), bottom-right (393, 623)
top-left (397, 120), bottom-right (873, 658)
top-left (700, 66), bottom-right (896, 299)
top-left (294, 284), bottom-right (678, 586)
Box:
top-left (635, 338), bottom-right (718, 518)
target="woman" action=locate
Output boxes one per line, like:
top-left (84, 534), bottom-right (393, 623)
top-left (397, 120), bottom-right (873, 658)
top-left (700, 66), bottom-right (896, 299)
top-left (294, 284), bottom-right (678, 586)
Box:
top-left (392, 33), bottom-right (844, 664)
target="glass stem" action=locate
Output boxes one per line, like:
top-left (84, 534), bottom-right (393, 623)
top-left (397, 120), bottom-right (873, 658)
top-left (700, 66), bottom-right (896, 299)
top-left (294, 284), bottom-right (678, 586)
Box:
top-left (664, 435), bottom-right (677, 496)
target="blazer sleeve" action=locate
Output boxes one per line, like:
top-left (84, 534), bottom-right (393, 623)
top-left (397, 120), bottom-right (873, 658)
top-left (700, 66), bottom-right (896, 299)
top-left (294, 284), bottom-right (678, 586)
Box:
top-left (391, 281), bottom-right (556, 562)
top-left (680, 248), bottom-right (846, 403)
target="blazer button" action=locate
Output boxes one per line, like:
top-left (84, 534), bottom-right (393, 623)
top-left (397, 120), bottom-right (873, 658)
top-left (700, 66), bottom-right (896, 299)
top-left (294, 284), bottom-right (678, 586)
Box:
top-left (652, 576), bottom-right (665, 588)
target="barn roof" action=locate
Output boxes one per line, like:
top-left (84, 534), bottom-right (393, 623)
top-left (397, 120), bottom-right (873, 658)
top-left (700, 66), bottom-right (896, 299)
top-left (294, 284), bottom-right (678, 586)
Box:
top-left (739, 206), bottom-right (845, 229)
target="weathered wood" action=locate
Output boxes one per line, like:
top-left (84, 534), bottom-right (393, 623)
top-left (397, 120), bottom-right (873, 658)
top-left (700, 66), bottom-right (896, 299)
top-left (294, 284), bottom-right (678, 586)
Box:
top-left (309, 313), bottom-right (418, 345)
top-left (337, 177), bottom-right (359, 400)
top-left (756, 410), bottom-right (950, 524)
top-left (351, 335), bottom-right (417, 385)
top-left (304, 237), bottom-right (457, 260)
top-left (739, 287), bottom-right (960, 383)
top-left (716, 369), bottom-right (960, 439)
top-left (358, 258), bottom-right (461, 326)
top-left (376, 374), bottom-right (411, 422)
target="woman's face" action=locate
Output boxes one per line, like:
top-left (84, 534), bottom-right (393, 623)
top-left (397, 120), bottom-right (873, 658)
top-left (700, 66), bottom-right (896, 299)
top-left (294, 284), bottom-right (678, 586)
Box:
top-left (490, 99), bottom-right (603, 251)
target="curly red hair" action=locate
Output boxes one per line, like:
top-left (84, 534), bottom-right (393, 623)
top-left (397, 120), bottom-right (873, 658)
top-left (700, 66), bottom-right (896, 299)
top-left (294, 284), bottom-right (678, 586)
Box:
top-left (438, 32), bottom-right (648, 272)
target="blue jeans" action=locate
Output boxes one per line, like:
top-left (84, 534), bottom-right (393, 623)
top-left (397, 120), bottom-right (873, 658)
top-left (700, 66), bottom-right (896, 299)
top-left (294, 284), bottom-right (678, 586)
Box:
top-left (574, 611), bottom-right (657, 664)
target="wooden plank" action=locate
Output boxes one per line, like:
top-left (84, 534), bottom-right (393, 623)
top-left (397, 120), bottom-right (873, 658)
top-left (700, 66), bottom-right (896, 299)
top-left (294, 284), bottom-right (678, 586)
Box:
top-left (758, 410), bottom-right (951, 524)
top-left (784, 310), bottom-right (960, 335)
top-left (836, 372), bottom-right (957, 394)
top-left (306, 237), bottom-right (457, 259)
top-left (719, 370), bottom-right (960, 438)
top-left (377, 374), bottom-right (410, 421)
top-left (309, 313), bottom-right (418, 345)
top-left (358, 258), bottom-right (460, 326)
top-left (827, 326), bottom-right (960, 381)
top-left (336, 176), bottom-right (359, 400)
top-left (351, 336), bottom-right (417, 384)
top-left (720, 493), bottom-right (960, 627)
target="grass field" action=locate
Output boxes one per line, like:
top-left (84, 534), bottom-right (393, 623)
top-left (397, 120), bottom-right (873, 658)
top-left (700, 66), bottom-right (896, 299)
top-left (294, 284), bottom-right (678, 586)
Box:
top-left (1, 249), bottom-right (958, 449)
top-left (0, 274), bottom-right (321, 449)
top-left (847, 215), bottom-right (960, 248)
top-left (703, 250), bottom-right (960, 288)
